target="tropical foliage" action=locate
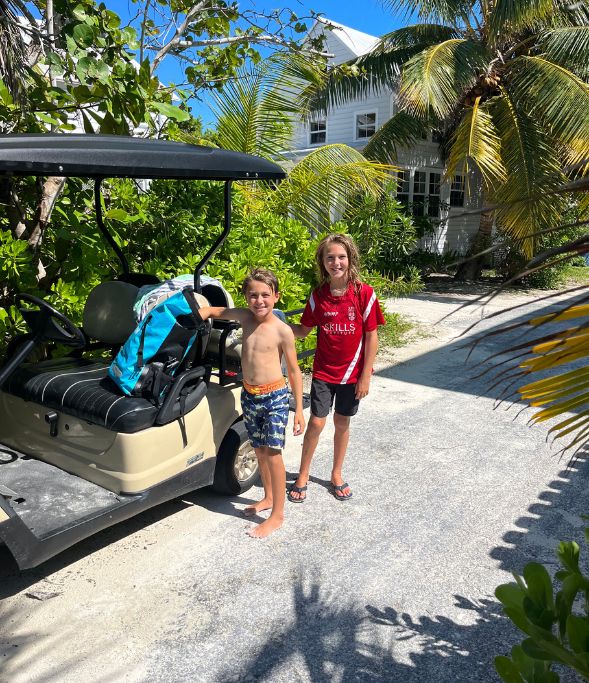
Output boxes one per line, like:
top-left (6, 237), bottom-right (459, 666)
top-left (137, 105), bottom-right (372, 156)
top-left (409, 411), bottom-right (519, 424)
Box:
top-left (308, 0), bottom-right (589, 277)
top-left (495, 533), bottom-right (589, 682)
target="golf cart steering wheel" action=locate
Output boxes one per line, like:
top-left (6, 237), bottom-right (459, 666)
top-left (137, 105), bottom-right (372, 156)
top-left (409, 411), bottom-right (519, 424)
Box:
top-left (15, 293), bottom-right (86, 349)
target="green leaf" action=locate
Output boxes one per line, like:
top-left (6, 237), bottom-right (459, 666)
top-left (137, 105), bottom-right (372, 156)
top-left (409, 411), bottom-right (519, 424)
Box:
top-left (0, 79), bottom-right (14, 106)
top-left (524, 563), bottom-right (554, 610)
top-left (496, 582), bottom-right (526, 610)
top-left (73, 22), bottom-right (95, 48)
top-left (495, 655), bottom-right (525, 683)
top-left (567, 615), bottom-right (589, 654)
top-left (521, 637), bottom-right (553, 660)
top-left (37, 112), bottom-right (62, 126)
top-left (151, 102), bottom-right (190, 122)
top-left (104, 208), bottom-right (130, 222)
top-left (558, 541), bottom-right (580, 573)
top-left (71, 4), bottom-right (88, 21)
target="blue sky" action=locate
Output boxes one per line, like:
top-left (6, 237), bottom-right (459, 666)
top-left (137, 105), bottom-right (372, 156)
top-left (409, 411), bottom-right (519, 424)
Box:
top-left (109, 0), bottom-right (407, 126)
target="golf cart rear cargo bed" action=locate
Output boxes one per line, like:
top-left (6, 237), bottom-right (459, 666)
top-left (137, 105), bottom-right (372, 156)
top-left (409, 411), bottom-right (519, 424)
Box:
top-left (0, 445), bottom-right (123, 537)
top-left (0, 443), bottom-right (214, 570)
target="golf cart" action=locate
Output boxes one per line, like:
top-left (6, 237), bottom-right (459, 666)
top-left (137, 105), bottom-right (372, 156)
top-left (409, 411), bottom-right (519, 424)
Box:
top-left (0, 134), bottom-right (286, 570)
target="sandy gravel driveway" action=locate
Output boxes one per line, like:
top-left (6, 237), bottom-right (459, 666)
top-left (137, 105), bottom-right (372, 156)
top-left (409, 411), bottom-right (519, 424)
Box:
top-left (1, 282), bottom-right (586, 683)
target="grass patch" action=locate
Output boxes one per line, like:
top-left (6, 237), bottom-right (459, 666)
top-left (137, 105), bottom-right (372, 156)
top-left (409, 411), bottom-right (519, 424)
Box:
top-left (561, 264), bottom-right (589, 287)
top-left (379, 311), bottom-right (414, 348)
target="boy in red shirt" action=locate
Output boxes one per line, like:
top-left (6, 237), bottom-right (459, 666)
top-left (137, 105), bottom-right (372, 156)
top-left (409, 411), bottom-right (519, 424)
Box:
top-left (288, 234), bottom-right (385, 501)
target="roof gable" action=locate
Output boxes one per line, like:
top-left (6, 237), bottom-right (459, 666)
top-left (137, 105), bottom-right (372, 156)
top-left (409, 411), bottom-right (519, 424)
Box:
top-left (308, 18), bottom-right (379, 64)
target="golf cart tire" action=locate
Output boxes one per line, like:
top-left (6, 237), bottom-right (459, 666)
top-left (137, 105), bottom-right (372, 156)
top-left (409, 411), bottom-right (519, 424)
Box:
top-left (212, 420), bottom-right (258, 495)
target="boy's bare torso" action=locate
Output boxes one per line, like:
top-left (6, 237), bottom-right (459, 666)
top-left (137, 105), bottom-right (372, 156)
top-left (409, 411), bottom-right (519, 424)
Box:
top-left (240, 314), bottom-right (286, 386)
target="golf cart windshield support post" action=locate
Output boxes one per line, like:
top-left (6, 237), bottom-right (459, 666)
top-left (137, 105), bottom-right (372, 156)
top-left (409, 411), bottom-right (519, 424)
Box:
top-left (94, 178), bottom-right (130, 275)
top-left (194, 180), bottom-right (232, 294)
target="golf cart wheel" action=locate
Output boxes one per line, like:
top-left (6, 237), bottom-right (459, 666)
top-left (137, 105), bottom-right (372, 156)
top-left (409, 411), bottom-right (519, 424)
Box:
top-left (212, 420), bottom-right (259, 495)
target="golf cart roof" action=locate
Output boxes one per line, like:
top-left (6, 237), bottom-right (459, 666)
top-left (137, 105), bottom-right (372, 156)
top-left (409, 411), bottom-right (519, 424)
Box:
top-left (0, 134), bottom-right (286, 181)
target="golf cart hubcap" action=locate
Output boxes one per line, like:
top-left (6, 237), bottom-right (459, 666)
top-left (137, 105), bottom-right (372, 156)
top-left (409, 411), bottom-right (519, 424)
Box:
top-left (234, 440), bottom-right (257, 482)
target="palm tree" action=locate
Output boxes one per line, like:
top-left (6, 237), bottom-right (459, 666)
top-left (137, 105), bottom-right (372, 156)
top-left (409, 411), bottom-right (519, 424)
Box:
top-left (308, 0), bottom-right (589, 278)
top-left (0, 0), bottom-right (41, 106)
top-left (211, 53), bottom-right (394, 231)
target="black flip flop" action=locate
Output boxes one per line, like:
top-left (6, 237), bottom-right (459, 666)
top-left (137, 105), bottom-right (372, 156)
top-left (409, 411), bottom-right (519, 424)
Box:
top-left (331, 483), bottom-right (352, 501)
top-left (287, 484), bottom-right (307, 503)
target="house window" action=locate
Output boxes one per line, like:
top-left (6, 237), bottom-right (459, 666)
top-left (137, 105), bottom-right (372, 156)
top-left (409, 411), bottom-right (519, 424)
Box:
top-left (432, 129), bottom-right (443, 143)
top-left (309, 120), bottom-right (326, 145)
top-left (396, 169), bottom-right (443, 218)
top-left (355, 112), bottom-right (376, 139)
top-left (396, 169), bottom-right (410, 208)
top-left (450, 174), bottom-right (465, 207)
top-left (428, 172), bottom-right (441, 217)
top-left (412, 171), bottom-right (427, 216)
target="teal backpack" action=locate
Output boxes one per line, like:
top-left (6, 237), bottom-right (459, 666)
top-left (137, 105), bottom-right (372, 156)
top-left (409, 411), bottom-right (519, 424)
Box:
top-left (108, 288), bottom-right (208, 402)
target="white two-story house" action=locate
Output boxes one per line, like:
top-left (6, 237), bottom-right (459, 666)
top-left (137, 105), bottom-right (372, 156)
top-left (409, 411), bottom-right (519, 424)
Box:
top-left (287, 19), bottom-right (483, 255)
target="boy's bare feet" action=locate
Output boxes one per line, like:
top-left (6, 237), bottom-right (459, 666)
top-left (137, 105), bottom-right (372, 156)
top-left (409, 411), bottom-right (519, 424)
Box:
top-left (247, 516), bottom-right (283, 538)
top-left (243, 498), bottom-right (273, 516)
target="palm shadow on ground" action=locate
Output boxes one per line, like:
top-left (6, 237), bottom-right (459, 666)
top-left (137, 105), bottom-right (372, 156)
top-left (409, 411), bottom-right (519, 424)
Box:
top-left (206, 292), bottom-right (588, 682)
top-left (2, 292), bottom-right (588, 682)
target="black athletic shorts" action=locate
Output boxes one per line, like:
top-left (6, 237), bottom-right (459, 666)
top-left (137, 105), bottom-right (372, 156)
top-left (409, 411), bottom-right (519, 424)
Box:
top-left (310, 378), bottom-right (359, 418)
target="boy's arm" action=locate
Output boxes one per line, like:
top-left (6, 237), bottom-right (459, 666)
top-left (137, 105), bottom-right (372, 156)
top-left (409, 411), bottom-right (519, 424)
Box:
top-left (198, 306), bottom-right (249, 323)
top-left (281, 327), bottom-right (305, 436)
top-left (356, 329), bottom-right (378, 400)
top-left (289, 323), bottom-right (314, 339)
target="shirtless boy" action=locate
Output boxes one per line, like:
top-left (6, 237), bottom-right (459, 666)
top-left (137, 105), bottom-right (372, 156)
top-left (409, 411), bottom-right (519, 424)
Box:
top-left (198, 268), bottom-right (305, 538)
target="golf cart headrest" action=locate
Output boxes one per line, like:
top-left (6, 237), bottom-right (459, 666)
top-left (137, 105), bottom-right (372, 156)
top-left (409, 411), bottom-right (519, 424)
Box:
top-left (83, 281), bottom-right (139, 345)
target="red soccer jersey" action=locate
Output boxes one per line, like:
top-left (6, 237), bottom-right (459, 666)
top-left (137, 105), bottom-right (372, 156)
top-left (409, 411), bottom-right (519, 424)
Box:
top-left (301, 282), bottom-right (385, 384)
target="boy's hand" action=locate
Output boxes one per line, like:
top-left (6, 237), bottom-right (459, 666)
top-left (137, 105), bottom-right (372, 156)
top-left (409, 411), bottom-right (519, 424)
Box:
top-left (293, 410), bottom-right (305, 436)
top-left (355, 374), bottom-right (371, 400)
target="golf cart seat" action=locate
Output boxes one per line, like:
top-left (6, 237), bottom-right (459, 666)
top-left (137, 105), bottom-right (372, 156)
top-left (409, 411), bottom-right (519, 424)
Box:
top-left (83, 280), bottom-right (139, 346)
top-left (3, 281), bottom-right (208, 433)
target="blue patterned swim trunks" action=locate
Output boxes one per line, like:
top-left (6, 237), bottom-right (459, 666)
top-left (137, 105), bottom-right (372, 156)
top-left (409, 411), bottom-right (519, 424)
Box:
top-left (241, 385), bottom-right (289, 449)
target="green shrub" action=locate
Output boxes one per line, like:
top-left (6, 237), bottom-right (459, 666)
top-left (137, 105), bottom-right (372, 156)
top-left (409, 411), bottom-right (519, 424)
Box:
top-left (495, 529), bottom-right (589, 682)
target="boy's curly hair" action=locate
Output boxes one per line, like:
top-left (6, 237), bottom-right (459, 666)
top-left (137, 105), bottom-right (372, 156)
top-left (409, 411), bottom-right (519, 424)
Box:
top-left (241, 268), bottom-right (279, 295)
top-left (315, 233), bottom-right (361, 287)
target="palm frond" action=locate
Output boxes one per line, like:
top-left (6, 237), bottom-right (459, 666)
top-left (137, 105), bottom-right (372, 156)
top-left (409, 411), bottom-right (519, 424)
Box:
top-left (490, 88), bottom-right (566, 255)
top-left (506, 56), bottom-right (589, 166)
top-left (212, 54), bottom-right (323, 159)
top-left (445, 97), bottom-right (506, 191)
top-left (381, 0), bottom-right (473, 25)
top-left (538, 26), bottom-right (589, 79)
top-left (363, 111), bottom-right (427, 163)
top-left (375, 23), bottom-right (462, 55)
top-left (300, 24), bottom-right (461, 116)
top-left (0, 0), bottom-right (35, 105)
top-left (399, 39), bottom-right (489, 119)
top-left (261, 144), bottom-right (394, 231)
top-left (489, 0), bottom-right (555, 37)
top-left (470, 299), bottom-right (589, 459)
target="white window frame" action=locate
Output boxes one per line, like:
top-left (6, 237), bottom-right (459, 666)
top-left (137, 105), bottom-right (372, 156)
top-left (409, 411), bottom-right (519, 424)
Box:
top-left (450, 174), bottom-right (465, 208)
top-left (309, 118), bottom-right (327, 146)
top-left (354, 110), bottom-right (377, 141)
top-left (395, 167), bottom-right (444, 219)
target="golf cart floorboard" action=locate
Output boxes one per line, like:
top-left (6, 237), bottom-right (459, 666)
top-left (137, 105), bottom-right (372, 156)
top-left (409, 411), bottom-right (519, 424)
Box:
top-left (0, 444), bottom-right (124, 538)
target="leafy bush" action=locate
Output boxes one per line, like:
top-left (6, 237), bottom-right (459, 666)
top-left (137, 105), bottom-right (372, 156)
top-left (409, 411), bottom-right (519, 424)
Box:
top-left (495, 531), bottom-right (589, 682)
top-left (344, 184), bottom-right (421, 278)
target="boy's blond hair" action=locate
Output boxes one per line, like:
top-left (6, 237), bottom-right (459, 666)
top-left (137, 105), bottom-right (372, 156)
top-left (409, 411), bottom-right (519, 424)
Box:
top-left (241, 268), bottom-right (279, 296)
top-left (315, 233), bottom-right (361, 287)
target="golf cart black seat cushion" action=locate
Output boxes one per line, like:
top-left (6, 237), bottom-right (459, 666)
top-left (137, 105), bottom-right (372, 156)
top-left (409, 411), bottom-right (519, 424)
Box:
top-left (4, 358), bottom-right (158, 433)
top-left (83, 281), bottom-right (139, 345)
